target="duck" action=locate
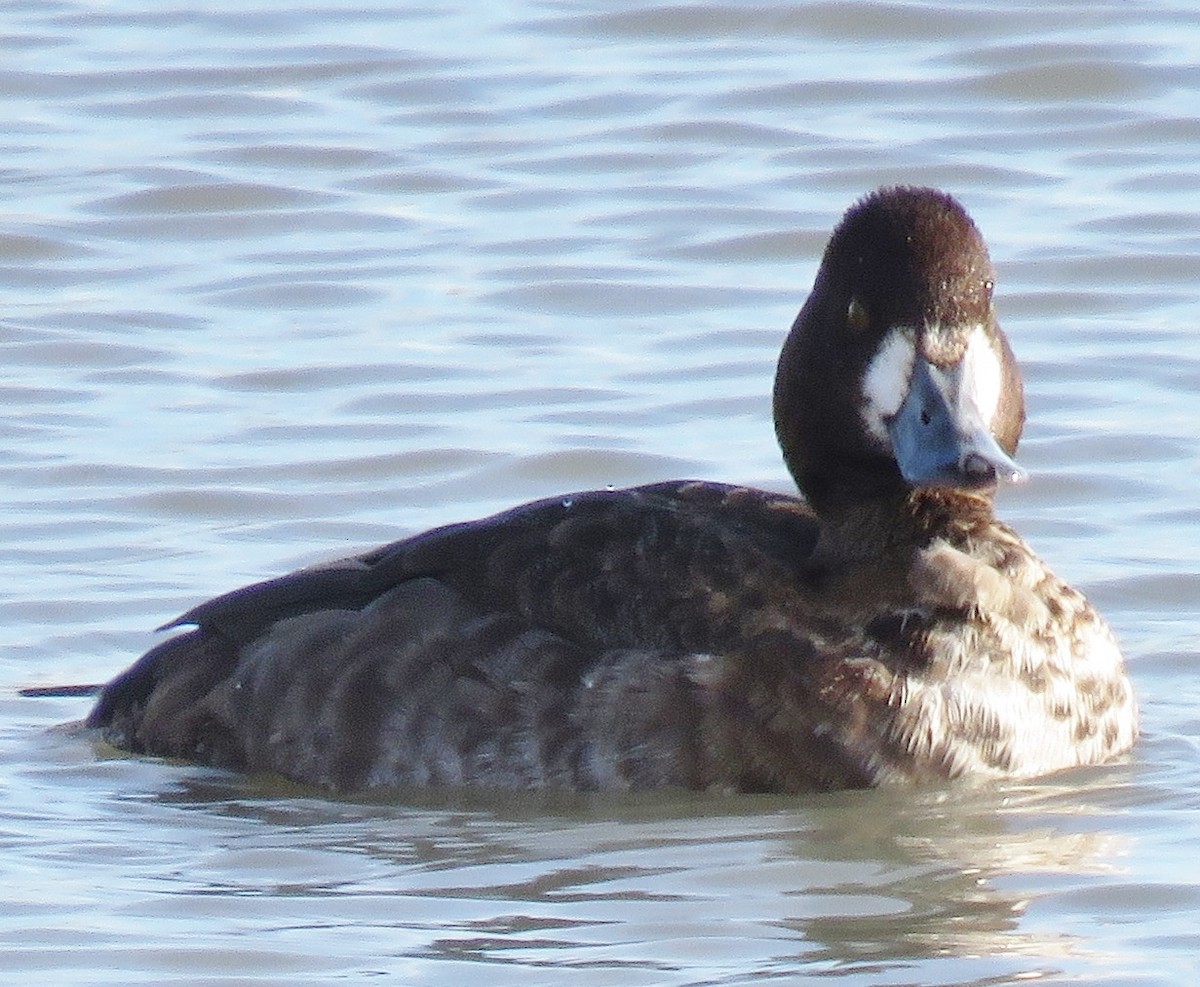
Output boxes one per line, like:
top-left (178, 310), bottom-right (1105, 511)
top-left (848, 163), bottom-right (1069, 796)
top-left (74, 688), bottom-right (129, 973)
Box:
top-left (87, 186), bottom-right (1138, 793)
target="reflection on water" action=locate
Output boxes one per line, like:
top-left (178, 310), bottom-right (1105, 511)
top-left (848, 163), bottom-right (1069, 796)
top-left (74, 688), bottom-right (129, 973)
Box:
top-left (11, 734), bottom-right (1146, 985)
top-left (2, 0), bottom-right (1200, 984)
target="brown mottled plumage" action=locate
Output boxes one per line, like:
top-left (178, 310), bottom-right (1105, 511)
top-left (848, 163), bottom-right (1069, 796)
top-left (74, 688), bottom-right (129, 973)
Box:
top-left (88, 187), bottom-right (1137, 793)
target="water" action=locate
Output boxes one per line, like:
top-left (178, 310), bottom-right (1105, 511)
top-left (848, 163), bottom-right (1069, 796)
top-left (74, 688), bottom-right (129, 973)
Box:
top-left (2, 1), bottom-right (1198, 983)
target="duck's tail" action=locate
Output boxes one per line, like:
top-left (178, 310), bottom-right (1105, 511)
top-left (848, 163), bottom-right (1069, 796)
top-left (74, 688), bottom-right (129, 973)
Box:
top-left (18, 683), bottom-right (105, 698)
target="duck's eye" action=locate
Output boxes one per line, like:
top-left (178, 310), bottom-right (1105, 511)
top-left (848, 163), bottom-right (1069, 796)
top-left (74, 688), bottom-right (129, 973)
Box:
top-left (983, 279), bottom-right (995, 301)
top-left (847, 296), bottom-right (870, 332)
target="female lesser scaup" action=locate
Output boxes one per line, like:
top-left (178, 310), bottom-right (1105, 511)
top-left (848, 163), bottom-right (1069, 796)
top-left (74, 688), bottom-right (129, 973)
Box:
top-left (88, 186), bottom-right (1137, 792)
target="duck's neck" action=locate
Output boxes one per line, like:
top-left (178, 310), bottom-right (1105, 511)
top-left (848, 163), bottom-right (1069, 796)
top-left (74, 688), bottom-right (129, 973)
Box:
top-left (815, 487), bottom-right (998, 561)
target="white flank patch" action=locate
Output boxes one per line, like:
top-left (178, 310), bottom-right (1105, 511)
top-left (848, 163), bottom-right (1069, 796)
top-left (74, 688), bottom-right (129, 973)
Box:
top-left (861, 328), bottom-right (916, 442)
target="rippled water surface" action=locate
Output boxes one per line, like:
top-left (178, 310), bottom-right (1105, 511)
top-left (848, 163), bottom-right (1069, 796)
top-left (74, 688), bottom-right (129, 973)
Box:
top-left (3, 2), bottom-right (1199, 984)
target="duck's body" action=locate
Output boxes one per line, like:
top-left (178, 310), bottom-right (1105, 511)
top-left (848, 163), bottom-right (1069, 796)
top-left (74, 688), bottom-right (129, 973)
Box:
top-left (88, 187), bottom-right (1137, 793)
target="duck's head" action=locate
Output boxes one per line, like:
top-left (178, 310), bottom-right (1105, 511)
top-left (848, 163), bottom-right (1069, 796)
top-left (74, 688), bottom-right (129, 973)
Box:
top-left (774, 186), bottom-right (1026, 515)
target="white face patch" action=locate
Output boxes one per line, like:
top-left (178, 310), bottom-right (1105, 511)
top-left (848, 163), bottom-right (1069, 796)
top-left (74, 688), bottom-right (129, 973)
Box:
top-left (861, 328), bottom-right (916, 444)
top-left (959, 327), bottom-right (1004, 429)
top-left (861, 325), bottom-right (1005, 448)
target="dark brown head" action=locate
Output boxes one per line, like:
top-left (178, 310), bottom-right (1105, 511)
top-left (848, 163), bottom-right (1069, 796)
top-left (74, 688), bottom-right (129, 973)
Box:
top-left (773, 186), bottom-right (1026, 515)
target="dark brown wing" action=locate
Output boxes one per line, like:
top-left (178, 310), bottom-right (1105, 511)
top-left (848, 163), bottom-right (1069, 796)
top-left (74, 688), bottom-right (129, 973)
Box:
top-left (88, 481), bottom-right (831, 791)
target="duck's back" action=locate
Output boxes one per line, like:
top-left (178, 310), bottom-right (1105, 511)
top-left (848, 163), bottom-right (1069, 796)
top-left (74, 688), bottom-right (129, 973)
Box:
top-left (90, 480), bottom-right (840, 792)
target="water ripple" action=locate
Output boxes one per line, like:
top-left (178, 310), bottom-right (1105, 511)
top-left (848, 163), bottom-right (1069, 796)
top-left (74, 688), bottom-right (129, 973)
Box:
top-left (2, 1), bottom-right (1199, 984)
